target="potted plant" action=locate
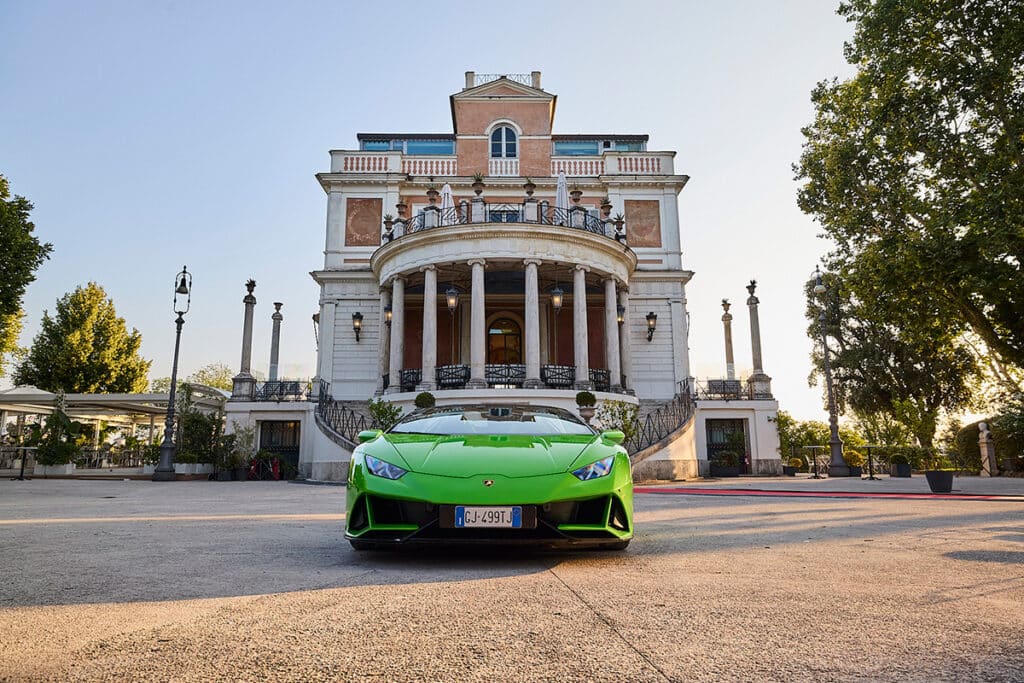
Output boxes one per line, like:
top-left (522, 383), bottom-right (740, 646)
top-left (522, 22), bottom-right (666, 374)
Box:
top-left (709, 451), bottom-right (740, 477)
top-left (523, 177), bottom-right (536, 196)
top-left (782, 456), bottom-right (802, 476)
top-left (472, 173), bottom-right (485, 196)
top-left (575, 391), bottom-right (597, 423)
top-left (924, 455), bottom-right (955, 493)
top-left (845, 450), bottom-right (865, 478)
top-left (26, 408), bottom-right (81, 476)
top-left (889, 452), bottom-right (912, 478)
top-left (414, 391), bottom-right (436, 409)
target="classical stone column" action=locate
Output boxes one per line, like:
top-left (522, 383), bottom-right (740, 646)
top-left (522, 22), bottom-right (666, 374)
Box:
top-left (269, 302), bottom-right (283, 382)
top-left (618, 289), bottom-right (632, 393)
top-left (721, 299), bottom-right (736, 380)
top-left (419, 266), bottom-right (437, 391)
top-left (231, 279), bottom-right (257, 399)
top-left (376, 289), bottom-right (391, 395)
top-left (387, 276), bottom-right (405, 394)
top-left (523, 259), bottom-right (542, 388)
top-left (746, 280), bottom-right (772, 398)
top-left (468, 259), bottom-right (487, 388)
top-left (316, 301), bottom-right (336, 389)
top-left (604, 278), bottom-right (622, 392)
top-left (573, 265), bottom-right (591, 390)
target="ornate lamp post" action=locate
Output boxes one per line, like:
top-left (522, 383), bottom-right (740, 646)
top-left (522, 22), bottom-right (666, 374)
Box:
top-left (153, 266), bottom-right (192, 482)
top-left (812, 266), bottom-right (848, 477)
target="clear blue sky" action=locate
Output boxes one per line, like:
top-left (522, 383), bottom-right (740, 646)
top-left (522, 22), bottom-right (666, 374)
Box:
top-left (0, 0), bottom-right (855, 419)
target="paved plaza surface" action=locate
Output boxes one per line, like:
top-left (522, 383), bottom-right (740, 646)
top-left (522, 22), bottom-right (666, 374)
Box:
top-left (1, 478), bottom-right (1023, 682)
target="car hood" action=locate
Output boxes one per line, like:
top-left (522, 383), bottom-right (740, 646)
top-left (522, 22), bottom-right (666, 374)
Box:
top-left (379, 433), bottom-right (597, 478)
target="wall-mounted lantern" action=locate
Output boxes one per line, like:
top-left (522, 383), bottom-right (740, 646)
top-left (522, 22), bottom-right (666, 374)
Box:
top-left (616, 304), bottom-right (626, 325)
top-left (383, 304), bottom-right (392, 328)
top-left (646, 311), bottom-right (658, 341)
top-left (352, 311), bottom-right (364, 341)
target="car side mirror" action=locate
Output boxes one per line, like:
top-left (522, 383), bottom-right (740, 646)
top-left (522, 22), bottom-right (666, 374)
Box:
top-left (600, 430), bottom-right (625, 445)
top-left (358, 429), bottom-right (383, 444)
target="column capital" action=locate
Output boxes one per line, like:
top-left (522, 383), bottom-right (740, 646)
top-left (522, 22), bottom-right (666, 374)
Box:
top-left (467, 258), bottom-right (486, 268)
top-left (523, 258), bottom-right (542, 268)
top-left (419, 264), bottom-right (436, 273)
top-left (574, 264), bottom-right (590, 273)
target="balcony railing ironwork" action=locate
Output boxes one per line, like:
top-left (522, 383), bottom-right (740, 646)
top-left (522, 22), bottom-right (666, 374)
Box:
top-left (540, 364), bottom-right (575, 389)
top-left (436, 364), bottom-right (470, 390)
top-left (485, 364), bottom-right (526, 388)
top-left (315, 380), bottom-right (373, 449)
top-left (589, 369), bottom-right (610, 392)
top-left (391, 202), bottom-right (609, 240)
top-left (253, 381), bottom-right (309, 401)
top-left (691, 378), bottom-right (774, 401)
top-left (399, 369), bottom-right (422, 393)
top-left (625, 391), bottom-right (696, 455)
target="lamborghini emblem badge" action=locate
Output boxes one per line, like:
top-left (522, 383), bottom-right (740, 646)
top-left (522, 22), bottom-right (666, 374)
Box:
top-left (483, 479), bottom-right (494, 487)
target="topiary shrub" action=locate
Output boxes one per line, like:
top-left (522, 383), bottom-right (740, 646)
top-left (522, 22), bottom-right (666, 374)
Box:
top-left (575, 391), bottom-right (597, 407)
top-left (414, 392), bottom-right (436, 409)
top-left (844, 450), bottom-right (865, 468)
top-left (788, 457), bottom-right (804, 470)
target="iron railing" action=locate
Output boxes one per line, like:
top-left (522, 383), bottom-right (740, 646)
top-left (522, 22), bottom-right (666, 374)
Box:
top-left (391, 202), bottom-right (609, 239)
top-left (399, 369), bottom-right (422, 393)
top-left (315, 380), bottom-right (373, 448)
top-left (253, 381), bottom-right (308, 401)
top-left (691, 378), bottom-right (774, 401)
top-left (540, 364), bottom-right (575, 389)
top-left (589, 369), bottom-right (610, 392)
top-left (436, 364), bottom-right (470, 389)
top-left (485, 364), bottom-right (526, 387)
top-left (625, 391), bottom-right (696, 455)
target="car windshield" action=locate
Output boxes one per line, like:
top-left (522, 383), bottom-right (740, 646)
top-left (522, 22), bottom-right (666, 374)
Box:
top-left (389, 405), bottom-right (596, 436)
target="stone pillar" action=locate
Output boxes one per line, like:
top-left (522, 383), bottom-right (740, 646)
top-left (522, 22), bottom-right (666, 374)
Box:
top-left (316, 301), bottom-right (336, 388)
top-left (745, 280), bottom-right (772, 398)
top-left (721, 299), bottom-right (736, 380)
top-left (376, 289), bottom-right (391, 395)
top-left (231, 279), bottom-right (257, 400)
top-left (148, 415), bottom-right (156, 445)
top-left (418, 266), bottom-right (437, 390)
top-left (604, 278), bottom-right (622, 392)
top-left (618, 289), bottom-right (632, 393)
top-left (387, 276), bottom-right (405, 394)
top-left (269, 302), bottom-right (283, 382)
top-left (573, 265), bottom-right (591, 390)
top-left (524, 259), bottom-right (542, 388)
top-left (468, 259), bottom-right (487, 388)
top-left (979, 422), bottom-right (997, 476)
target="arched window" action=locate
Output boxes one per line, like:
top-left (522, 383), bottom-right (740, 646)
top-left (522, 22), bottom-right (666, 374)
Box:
top-left (490, 126), bottom-right (517, 158)
top-left (488, 317), bottom-right (522, 364)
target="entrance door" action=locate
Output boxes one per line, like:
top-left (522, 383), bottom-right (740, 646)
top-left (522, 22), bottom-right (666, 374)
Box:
top-left (258, 420), bottom-right (300, 479)
top-left (488, 317), bottom-right (522, 364)
top-left (705, 419), bottom-right (749, 474)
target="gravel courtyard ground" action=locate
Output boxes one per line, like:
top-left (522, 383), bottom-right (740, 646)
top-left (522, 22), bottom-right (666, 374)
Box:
top-left (1, 477), bottom-right (1022, 682)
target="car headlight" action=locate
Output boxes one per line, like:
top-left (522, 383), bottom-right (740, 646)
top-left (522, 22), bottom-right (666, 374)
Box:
top-left (572, 456), bottom-right (615, 481)
top-left (364, 455), bottom-right (407, 480)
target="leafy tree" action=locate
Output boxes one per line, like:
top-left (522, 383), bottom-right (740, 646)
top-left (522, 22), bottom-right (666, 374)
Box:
top-left (850, 410), bottom-right (915, 447)
top-left (805, 272), bottom-right (975, 449)
top-left (13, 283), bottom-right (151, 393)
top-left (0, 175), bottom-right (53, 376)
top-left (795, 0), bottom-right (1024, 386)
top-left (187, 363), bottom-right (234, 391)
top-left (25, 402), bottom-right (81, 466)
top-left (150, 377), bottom-right (172, 393)
top-left (367, 398), bottom-right (403, 430)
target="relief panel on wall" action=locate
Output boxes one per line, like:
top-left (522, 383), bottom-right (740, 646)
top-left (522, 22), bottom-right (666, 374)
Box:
top-left (345, 198), bottom-right (382, 247)
top-left (624, 199), bottom-right (662, 248)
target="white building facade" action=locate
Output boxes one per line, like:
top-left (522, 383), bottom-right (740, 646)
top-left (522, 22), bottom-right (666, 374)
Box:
top-left (226, 71), bottom-right (781, 481)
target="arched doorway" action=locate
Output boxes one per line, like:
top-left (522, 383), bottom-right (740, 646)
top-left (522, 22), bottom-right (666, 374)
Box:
top-left (488, 317), bottom-right (522, 364)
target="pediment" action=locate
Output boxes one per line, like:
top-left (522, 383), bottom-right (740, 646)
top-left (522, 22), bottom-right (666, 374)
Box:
top-left (454, 77), bottom-right (552, 100)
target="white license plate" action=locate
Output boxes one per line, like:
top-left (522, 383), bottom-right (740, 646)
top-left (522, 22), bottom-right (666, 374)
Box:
top-left (455, 506), bottom-right (522, 528)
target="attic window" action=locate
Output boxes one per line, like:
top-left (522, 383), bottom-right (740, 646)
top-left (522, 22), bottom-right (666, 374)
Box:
top-left (490, 126), bottom-right (517, 158)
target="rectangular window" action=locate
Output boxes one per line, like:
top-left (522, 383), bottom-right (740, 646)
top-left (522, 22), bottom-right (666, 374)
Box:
top-left (361, 140), bottom-right (390, 151)
top-left (553, 140), bottom-right (600, 156)
top-left (615, 141), bottom-right (645, 152)
top-left (406, 140), bottom-right (455, 155)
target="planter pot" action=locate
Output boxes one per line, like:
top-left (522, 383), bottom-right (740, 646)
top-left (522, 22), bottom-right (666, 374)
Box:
top-left (195, 463), bottom-right (214, 475)
top-left (709, 464), bottom-right (740, 478)
top-left (36, 463), bottom-right (75, 476)
top-left (233, 466), bottom-right (250, 481)
top-left (848, 466), bottom-right (863, 478)
top-left (891, 463), bottom-right (912, 478)
top-left (925, 470), bottom-right (954, 494)
top-left (577, 406), bottom-right (596, 423)
top-left (216, 470), bottom-right (232, 481)
top-left (143, 464), bottom-right (156, 474)
top-left (782, 466), bottom-right (797, 476)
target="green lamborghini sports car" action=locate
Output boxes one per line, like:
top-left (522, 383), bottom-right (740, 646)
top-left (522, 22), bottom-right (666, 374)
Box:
top-left (345, 404), bottom-right (633, 550)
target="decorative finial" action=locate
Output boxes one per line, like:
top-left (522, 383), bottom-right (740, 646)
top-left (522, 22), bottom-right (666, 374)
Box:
top-left (245, 279), bottom-right (256, 294)
top-left (721, 298), bottom-right (730, 312)
top-left (274, 302), bottom-right (283, 311)
top-left (746, 279), bottom-right (757, 296)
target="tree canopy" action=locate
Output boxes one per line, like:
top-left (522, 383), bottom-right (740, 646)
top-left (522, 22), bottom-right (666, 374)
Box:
top-left (151, 362), bottom-right (234, 393)
top-left (795, 0), bottom-right (1024, 388)
top-left (13, 283), bottom-right (151, 393)
top-left (0, 175), bottom-right (53, 376)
